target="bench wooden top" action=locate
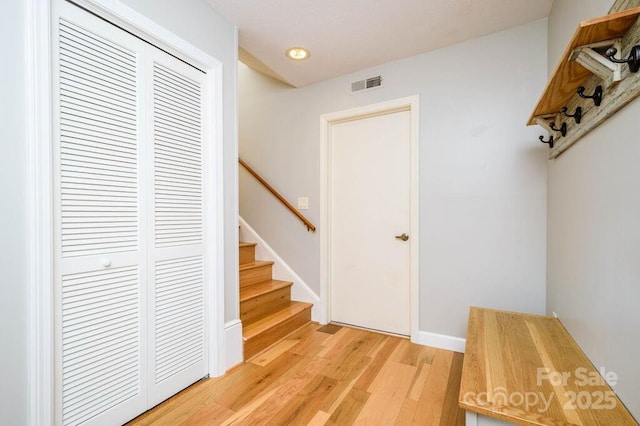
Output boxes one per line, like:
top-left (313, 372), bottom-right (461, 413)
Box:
top-left (459, 307), bottom-right (637, 425)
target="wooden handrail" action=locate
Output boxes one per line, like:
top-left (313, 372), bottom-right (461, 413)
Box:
top-left (239, 158), bottom-right (316, 232)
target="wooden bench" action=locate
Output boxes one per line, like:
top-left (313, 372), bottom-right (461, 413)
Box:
top-left (459, 307), bottom-right (637, 425)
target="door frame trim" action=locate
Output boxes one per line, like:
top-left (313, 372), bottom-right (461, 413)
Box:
top-left (320, 95), bottom-right (420, 341)
top-left (27, 0), bottom-right (226, 423)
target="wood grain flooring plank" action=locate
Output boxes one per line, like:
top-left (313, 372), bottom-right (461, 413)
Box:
top-left (366, 336), bottom-right (388, 358)
top-left (226, 355), bottom-right (331, 425)
top-left (355, 361), bottom-right (417, 424)
top-left (308, 410), bottom-right (331, 425)
top-left (128, 324), bottom-right (465, 426)
top-left (214, 351), bottom-right (304, 411)
top-left (126, 379), bottom-right (212, 425)
top-left (394, 398), bottom-right (419, 425)
top-left (319, 334), bottom-right (388, 416)
top-left (320, 374), bottom-right (365, 417)
top-left (178, 401), bottom-right (235, 426)
top-left (353, 336), bottom-right (402, 391)
top-left (438, 351), bottom-right (465, 426)
top-left (399, 341), bottom-right (437, 366)
top-left (266, 374), bottom-right (338, 425)
top-left (317, 327), bottom-right (368, 359)
top-left (408, 362), bottom-right (431, 401)
top-left (249, 337), bottom-right (300, 366)
top-left (413, 349), bottom-right (454, 425)
top-left (288, 324), bottom-right (334, 357)
top-left (389, 332), bottom-right (437, 367)
top-left (220, 387), bottom-right (280, 426)
top-left (321, 331), bottom-right (383, 381)
top-left (325, 387), bottom-right (370, 426)
top-left (367, 360), bottom-right (417, 394)
top-left (388, 338), bottom-right (413, 362)
top-left (135, 365), bottom-right (272, 426)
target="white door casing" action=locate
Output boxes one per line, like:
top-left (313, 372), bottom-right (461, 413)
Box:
top-left (321, 96), bottom-right (419, 341)
top-left (50, 1), bottom-right (217, 424)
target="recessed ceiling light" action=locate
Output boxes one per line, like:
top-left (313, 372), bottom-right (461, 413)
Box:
top-left (285, 47), bottom-right (310, 61)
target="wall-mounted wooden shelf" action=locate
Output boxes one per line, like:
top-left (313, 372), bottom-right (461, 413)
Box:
top-left (529, 7), bottom-right (640, 123)
top-left (528, 7), bottom-right (640, 158)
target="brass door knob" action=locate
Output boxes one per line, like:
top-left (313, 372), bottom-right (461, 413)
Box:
top-left (395, 233), bottom-right (409, 241)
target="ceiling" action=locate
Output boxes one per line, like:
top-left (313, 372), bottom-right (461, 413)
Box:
top-left (204, 0), bottom-right (553, 88)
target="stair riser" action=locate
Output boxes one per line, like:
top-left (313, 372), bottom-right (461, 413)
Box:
top-left (240, 287), bottom-right (291, 324)
top-left (239, 245), bottom-right (256, 265)
top-left (244, 306), bottom-right (312, 360)
top-left (240, 264), bottom-right (273, 287)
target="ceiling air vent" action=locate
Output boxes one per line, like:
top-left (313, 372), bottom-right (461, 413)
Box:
top-left (350, 75), bottom-right (382, 94)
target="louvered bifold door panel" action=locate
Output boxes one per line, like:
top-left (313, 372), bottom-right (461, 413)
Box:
top-left (153, 61), bottom-right (203, 248)
top-left (53, 2), bottom-right (148, 425)
top-left (58, 19), bottom-right (139, 258)
top-left (60, 266), bottom-right (141, 426)
top-left (154, 255), bottom-right (204, 383)
top-left (147, 47), bottom-right (208, 407)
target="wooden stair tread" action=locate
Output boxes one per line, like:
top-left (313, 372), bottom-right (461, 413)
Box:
top-left (237, 241), bottom-right (313, 361)
top-left (239, 260), bottom-right (273, 272)
top-left (239, 279), bottom-right (293, 302)
top-left (243, 302), bottom-right (313, 341)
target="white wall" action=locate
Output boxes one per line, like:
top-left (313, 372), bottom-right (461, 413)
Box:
top-left (0, 3), bottom-right (29, 424)
top-left (239, 19), bottom-right (548, 339)
top-left (547, 0), bottom-right (640, 420)
top-left (119, 0), bottom-right (240, 323)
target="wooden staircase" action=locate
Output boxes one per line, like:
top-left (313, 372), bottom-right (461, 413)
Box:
top-left (239, 242), bottom-right (312, 360)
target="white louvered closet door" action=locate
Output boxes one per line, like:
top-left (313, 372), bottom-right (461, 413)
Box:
top-left (52, 1), bottom-right (209, 424)
top-left (52, 3), bottom-right (148, 425)
top-left (146, 46), bottom-right (208, 407)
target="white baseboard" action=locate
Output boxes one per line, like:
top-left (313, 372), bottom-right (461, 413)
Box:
top-left (414, 330), bottom-right (466, 353)
top-left (238, 216), bottom-right (324, 323)
top-left (224, 319), bottom-right (243, 370)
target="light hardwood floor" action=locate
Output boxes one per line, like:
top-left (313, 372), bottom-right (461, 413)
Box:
top-left (128, 323), bottom-right (465, 425)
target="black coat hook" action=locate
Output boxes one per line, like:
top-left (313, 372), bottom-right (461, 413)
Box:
top-left (539, 135), bottom-right (554, 148)
top-left (577, 85), bottom-right (603, 106)
top-left (549, 122), bottom-right (567, 137)
top-left (561, 106), bottom-right (582, 124)
top-left (605, 46), bottom-right (640, 73)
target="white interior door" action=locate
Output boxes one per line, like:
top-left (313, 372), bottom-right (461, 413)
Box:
top-left (52, 2), bottom-right (209, 424)
top-left (330, 109), bottom-right (411, 335)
